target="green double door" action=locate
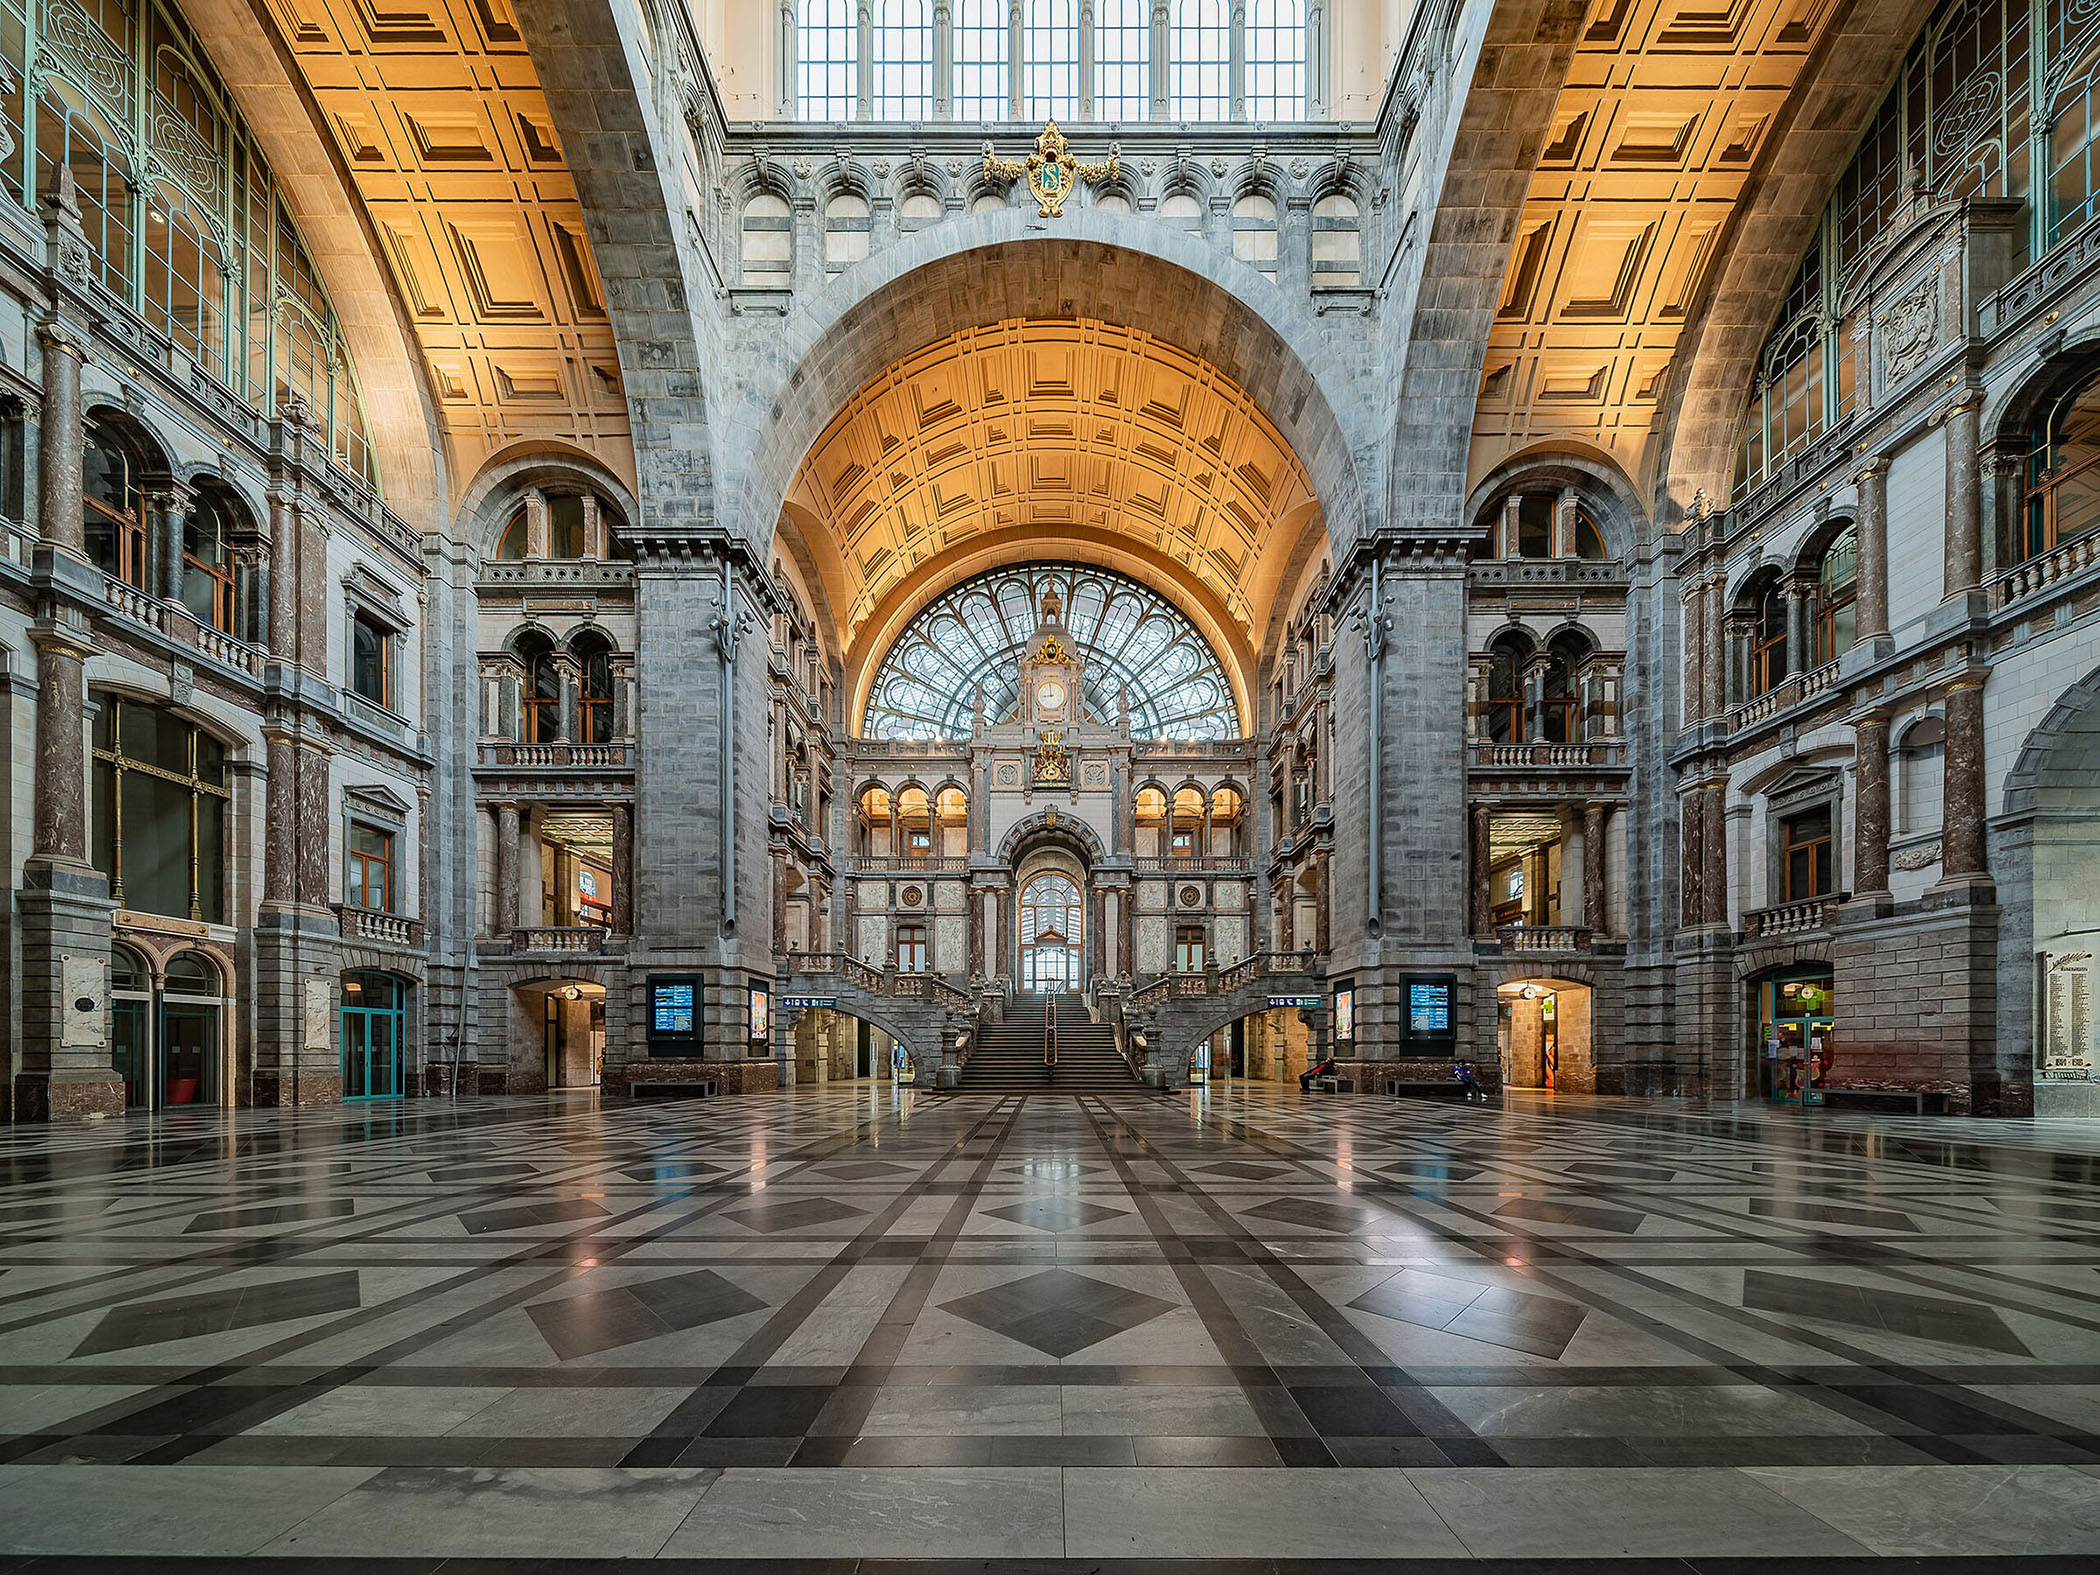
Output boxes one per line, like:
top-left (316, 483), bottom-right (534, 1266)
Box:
top-left (341, 973), bottom-right (406, 1100)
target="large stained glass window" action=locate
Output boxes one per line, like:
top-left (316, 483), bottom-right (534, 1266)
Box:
top-left (863, 563), bottom-right (1241, 741)
top-left (9, 0), bottom-right (378, 490)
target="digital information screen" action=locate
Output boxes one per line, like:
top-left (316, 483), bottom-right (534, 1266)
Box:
top-left (1405, 977), bottom-right (1456, 1044)
top-left (648, 977), bottom-right (699, 1054)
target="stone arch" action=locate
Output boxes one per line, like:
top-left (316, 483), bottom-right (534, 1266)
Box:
top-left (728, 221), bottom-right (1374, 589)
top-left (1463, 449), bottom-right (1645, 561)
top-left (455, 452), bottom-right (640, 565)
top-left (1787, 509), bottom-right (1858, 580)
top-left (997, 810), bottom-right (1107, 869)
top-left (2003, 658), bottom-right (2100, 816)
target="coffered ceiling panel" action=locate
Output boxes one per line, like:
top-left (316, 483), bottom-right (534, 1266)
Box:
top-left (262, 0), bottom-right (634, 497)
top-left (786, 319), bottom-right (1321, 652)
top-left (1472, 0), bottom-right (1835, 489)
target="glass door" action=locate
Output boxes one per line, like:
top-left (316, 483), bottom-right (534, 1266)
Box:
top-left (112, 997), bottom-right (152, 1109)
top-left (160, 1002), bottom-right (216, 1106)
top-left (341, 973), bottom-right (405, 1100)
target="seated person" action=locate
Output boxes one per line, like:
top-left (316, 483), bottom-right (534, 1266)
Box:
top-left (1299, 1055), bottom-right (1338, 1091)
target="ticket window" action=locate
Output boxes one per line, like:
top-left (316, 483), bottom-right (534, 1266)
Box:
top-left (1757, 973), bottom-right (1836, 1100)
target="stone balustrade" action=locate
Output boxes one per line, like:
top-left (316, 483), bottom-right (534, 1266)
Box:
top-left (512, 925), bottom-right (609, 955)
top-left (1993, 528), bottom-right (2100, 608)
top-left (1467, 740), bottom-right (1627, 770)
top-left (336, 905), bottom-right (424, 946)
top-left (1495, 925), bottom-right (1592, 953)
top-left (1741, 897), bottom-right (1838, 938)
top-left (1733, 659), bottom-right (1840, 729)
top-left (480, 742), bottom-right (634, 770)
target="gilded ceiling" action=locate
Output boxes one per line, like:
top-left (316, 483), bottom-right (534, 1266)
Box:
top-left (784, 319), bottom-right (1322, 654)
top-left (1471, 0), bottom-right (1836, 490)
top-left (262, 0), bottom-right (634, 494)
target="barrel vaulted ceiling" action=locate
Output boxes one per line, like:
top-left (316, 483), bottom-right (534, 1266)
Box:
top-left (1470, 0), bottom-right (1838, 492)
top-left (781, 319), bottom-right (1321, 657)
top-left (260, 0), bottom-right (634, 495)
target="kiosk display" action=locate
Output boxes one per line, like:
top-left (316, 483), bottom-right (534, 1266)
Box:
top-left (647, 977), bottom-right (700, 1056)
top-left (1403, 976), bottom-right (1457, 1049)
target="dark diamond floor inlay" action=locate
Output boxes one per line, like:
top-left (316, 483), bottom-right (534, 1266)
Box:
top-left (981, 1197), bottom-right (1131, 1232)
top-left (73, 1270), bottom-right (363, 1356)
top-left (1740, 1268), bottom-right (2034, 1355)
top-left (526, 1268), bottom-right (767, 1358)
top-left (938, 1267), bottom-right (1177, 1356)
top-left (719, 1196), bottom-right (867, 1233)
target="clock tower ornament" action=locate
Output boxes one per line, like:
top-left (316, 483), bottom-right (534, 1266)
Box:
top-left (1021, 586), bottom-right (1084, 728)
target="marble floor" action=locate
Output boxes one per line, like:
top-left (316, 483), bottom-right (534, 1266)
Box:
top-left (0, 1083), bottom-right (2096, 1569)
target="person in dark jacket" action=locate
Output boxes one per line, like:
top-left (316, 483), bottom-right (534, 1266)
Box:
top-left (1300, 1055), bottom-right (1337, 1091)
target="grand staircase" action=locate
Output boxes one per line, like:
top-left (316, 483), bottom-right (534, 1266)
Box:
top-left (957, 992), bottom-right (1144, 1094)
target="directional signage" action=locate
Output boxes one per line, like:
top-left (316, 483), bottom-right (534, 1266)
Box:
top-left (1267, 994), bottom-right (1321, 1009)
top-left (781, 996), bottom-right (837, 1010)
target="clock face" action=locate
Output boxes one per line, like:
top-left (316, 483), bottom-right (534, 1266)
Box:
top-left (1036, 677), bottom-right (1067, 714)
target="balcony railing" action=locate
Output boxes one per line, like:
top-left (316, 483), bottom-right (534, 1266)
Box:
top-left (1732, 660), bottom-right (1841, 729)
top-left (512, 925), bottom-right (610, 954)
top-left (1133, 855), bottom-right (1253, 872)
top-left (336, 905), bottom-right (424, 946)
top-left (100, 576), bottom-right (262, 677)
top-left (1741, 897), bottom-right (1839, 938)
top-left (1468, 740), bottom-right (1627, 770)
top-left (479, 742), bottom-right (633, 770)
top-left (1129, 950), bottom-right (1322, 1010)
top-left (850, 855), bottom-right (968, 872)
top-left (1494, 924), bottom-right (1592, 954)
top-left (1993, 529), bottom-right (2100, 609)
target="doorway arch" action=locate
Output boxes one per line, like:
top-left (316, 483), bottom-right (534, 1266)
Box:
top-left (1019, 870), bottom-right (1083, 993)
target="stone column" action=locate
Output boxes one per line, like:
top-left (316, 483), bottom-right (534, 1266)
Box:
top-left (147, 480), bottom-right (189, 604)
top-left (1469, 803), bottom-right (1492, 936)
top-left (1682, 585), bottom-right (1705, 725)
top-left (1852, 712), bottom-right (1892, 899)
top-left (1855, 456), bottom-right (1890, 641)
top-left (29, 625), bottom-right (91, 871)
top-left (517, 808), bottom-right (543, 929)
top-left (1553, 489), bottom-right (1579, 558)
top-left (495, 803), bottom-right (520, 934)
top-left (1149, 0), bottom-right (1169, 118)
top-left (933, 1), bottom-right (954, 118)
top-left (772, 850), bottom-right (788, 955)
top-left (1229, 0), bottom-right (1247, 118)
top-left (1702, 576), bottom-right (1726, 719)
top-left (1583, 803), bottom-right (1606, 933)
top-left (1701, 785), bottom-right (1728, 928)
top-left (36, 325), bottom-right (86, 557)
top-left (267, 485), bottom-right (297, 662)
top-left (1784, 578), bottom-right (1813, 674)
top-left (1560, 805), bottom-right (1584, 931)
top-left (1314, 850), bottom-right (1330, 953)
top-left (1945, 390), bottom-right (1984, 600)
top-left (611, 804), bottom-right (633, 933)
top-left (1940, 676), bottom-right (1989, 883)
top-left (1007, 0), bottom-right (1024, 120)
top-left (524, 490), bottom-right (550, 559)
top-left (1077, 0), bottom-right (1094, 119)
top-left (1680, 788), bottom-right (1704, 928)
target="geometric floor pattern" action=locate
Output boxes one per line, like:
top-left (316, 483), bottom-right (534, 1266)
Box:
top-left (0, 1082), bottom-right (2097, 1563)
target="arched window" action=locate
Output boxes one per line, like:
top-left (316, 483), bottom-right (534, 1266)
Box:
top-left (1210, 786), bottom-right (1245, 856)
top-left (91, 696), bottom-right (229, 923)
top-left (496, 490), bottom-right (620, 563)
top-left (1170, 0), bottom-right (1231, 120)
top-left (1160, 191), bottom-right (1205, 235)
top-left (1245, 0), bottom-right (1305, 121)
top-left (1814, 526), bottom-right (1858, 666)
top-left (873, 0), bottom-right (933, 120)
top-left (574, 633), bottom-right (616, 745)
top-left (1749, 580), bottom-right (1788, 697)
top-left (863, 564), bottom-right (1241, 740)
top-left (1170, 786), bottom-right (1205, 856)
top-left (897, 786), bottom-right (933, 857)
top-left (1134, 785), bottom-right (1167, 854)
top-left (1232, 193), bottom-right (1278, 276)
top-left (520, 636), bottom-right (563, 743)
top-left (181, 489), bottom-right (238, 634)
top-left (1019, 871), bottom-right (1082, 991)
top-left (825, 191), bottom-right (871, 274)
top-left (740, 192), bottom-right (792, 283)
top-left (1482, 634), bottom-right (1528, 743)
top-left (1095, 0), bottom-right (1150, 120)
top-left (858, 786), bottom-right (893, 856)
top-left (954, 0), bottom-right (1010, 121)
top-left (2023, 372), bottom-right (2100, 562)
top-left (1541, 632), bottom-right (1590, 743)
top-left (936, 785), bottom-right (968, 854)
top-left (84, 421), bottom-right (148, 590)
top-left (1311, 194), bottom-right (1360, 287)
top-left (797, 0), bottom-right (857, 121)
top-left (898, 190), bottom-right (942, 233)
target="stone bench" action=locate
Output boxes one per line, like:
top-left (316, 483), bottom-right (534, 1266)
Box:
top-left (629, 1079), bottom-right (719, 1101)
top-left (1386, 1077), bottom-right (1469, 1100)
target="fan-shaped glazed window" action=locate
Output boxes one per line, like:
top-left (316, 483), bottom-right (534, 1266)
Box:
top-left (862, 564), bottom-right (1241, 741)
top-left (495, 490), bottom-right (621, 562)
top-left (2023, 370), bottom-right (2100, 562)
top-left (1814, 526), bottom-right (1858, 665)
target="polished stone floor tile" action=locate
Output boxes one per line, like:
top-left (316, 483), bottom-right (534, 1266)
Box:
top-left (0, 1085), bottom-right (2097, 1561)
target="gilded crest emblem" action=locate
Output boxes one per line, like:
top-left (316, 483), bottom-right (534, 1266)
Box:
top-left (1035, 634), bottom-right (1070, 665)
top-left (984, 121), bottom-right (1121, 218)
top-left (1033, 728), bottom-right (1072, 785)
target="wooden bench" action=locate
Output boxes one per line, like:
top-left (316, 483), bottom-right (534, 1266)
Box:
top-left (1819, 1086), bottom-right (1949, 1115)
top-left (629, 1079), bottom-right (719, 1101)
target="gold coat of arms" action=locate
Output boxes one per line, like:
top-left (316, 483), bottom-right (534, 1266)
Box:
top-left (984, 122), bottom-right (1121, 218)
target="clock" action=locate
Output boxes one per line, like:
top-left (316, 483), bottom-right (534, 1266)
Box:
top-left (1036, 677), bottom-right (1067, 714)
